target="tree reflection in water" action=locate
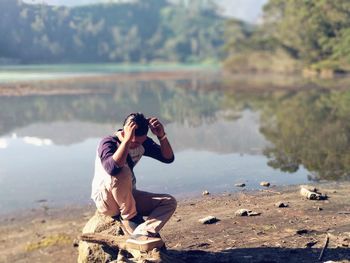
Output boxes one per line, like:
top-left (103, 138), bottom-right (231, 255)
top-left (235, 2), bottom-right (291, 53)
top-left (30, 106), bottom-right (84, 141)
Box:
top-left (2, 75), bottom-right (350, 181)
top-left (255, 89), bottom-right (350, 182)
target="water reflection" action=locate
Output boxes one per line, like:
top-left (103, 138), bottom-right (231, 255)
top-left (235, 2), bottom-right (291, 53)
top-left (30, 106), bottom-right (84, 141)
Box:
top-left (0, 77), bottom-right (222, 141)
top-left (258, 89), bottom-right (350, 181)
top-left (222, 87), bottom-right (350, 181)
top-left (1, 73), bottom-right (350, 214)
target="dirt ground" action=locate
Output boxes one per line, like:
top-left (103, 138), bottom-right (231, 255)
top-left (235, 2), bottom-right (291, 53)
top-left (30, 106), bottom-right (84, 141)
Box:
top-left (1, 183), bottom-right (350, 263)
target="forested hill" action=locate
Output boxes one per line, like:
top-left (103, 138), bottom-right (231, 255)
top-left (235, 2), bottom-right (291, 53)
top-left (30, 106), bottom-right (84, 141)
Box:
top-left (224, 0), bottom-right (350, 75)
top-left (0, 0), bottom-right (230, 64)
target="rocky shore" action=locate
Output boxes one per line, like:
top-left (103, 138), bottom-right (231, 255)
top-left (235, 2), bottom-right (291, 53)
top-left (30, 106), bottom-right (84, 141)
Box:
top-left (1, 183), bottom-right (350, 263)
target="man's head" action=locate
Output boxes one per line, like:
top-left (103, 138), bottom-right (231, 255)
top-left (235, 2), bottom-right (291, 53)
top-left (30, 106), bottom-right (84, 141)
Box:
top-left (122, 112), bottom-right (149, 148)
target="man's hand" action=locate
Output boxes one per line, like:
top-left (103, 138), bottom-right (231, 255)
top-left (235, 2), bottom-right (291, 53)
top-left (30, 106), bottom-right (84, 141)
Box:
top-left (123, 119), bottom-right (137, 142)
top-left (148, 117), bottom-right (165, 138)
top-left (112, 119), bottom-right (137, 167)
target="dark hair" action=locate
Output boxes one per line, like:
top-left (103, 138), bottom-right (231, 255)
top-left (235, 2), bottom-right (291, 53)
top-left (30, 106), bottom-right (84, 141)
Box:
top-left (123, 112), bottom-right (149, 136)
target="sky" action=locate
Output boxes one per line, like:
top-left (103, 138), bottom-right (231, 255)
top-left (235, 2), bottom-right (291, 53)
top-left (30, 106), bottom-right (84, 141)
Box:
top-left (22, 0), bottom-right (269, 23)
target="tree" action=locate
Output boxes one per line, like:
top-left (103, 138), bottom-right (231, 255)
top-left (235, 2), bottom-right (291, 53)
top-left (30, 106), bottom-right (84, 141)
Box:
top-left (0, 0), bottom-right (226, 63)
top-left (224, 0), bottom-right (350, 73)
top-left (264, 0), bottom-right (350, 69)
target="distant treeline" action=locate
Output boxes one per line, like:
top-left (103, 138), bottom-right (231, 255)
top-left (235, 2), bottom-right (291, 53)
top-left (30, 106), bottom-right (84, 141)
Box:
top-left (224, 0), bottom-right (350, 75)
top-left (0, 0), bottom-right (228, 64)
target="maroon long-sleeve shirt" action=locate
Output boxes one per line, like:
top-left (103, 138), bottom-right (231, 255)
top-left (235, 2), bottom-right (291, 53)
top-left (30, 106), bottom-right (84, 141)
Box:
top-left (98, 135), bottom-right (174, 176)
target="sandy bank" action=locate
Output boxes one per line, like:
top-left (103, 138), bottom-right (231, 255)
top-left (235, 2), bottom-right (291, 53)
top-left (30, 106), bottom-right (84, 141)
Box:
top-left (0, 183), bottom-right (349, 262)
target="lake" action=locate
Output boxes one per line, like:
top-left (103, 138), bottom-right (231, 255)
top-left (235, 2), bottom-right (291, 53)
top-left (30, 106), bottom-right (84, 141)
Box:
top-left (1, 66), bottom-right (349, 215)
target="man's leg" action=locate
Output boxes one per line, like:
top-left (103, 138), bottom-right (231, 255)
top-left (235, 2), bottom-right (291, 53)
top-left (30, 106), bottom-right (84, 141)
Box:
top-left (106, 167), bottom-right (148, 235)
top-left (108, 166), bottom-right (137, 220)
top-left (94, 187), bottom-right (119, 217)
top-left (132, 190), bottom-right (177, 235)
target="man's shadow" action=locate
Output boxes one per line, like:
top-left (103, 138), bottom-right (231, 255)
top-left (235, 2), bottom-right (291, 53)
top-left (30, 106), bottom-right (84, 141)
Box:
top-left (164, 247), bottom-right (350, 263)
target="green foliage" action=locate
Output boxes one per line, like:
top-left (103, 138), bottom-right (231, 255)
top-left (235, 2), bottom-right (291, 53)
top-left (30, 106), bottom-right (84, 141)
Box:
top-left (0, 0), bottom-right (226, 63)
top-left (224, 0), bottom-right (350, 72)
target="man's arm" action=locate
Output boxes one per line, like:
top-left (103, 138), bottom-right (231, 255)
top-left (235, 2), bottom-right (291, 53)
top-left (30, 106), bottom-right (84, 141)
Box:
top-left (145, 117), bottom-right (174, 162)
top-left (98, 137), bottom-right (123, 175)
top-left (143, 137), bottom-right (174, 163)
top-left (157, 134), bottom-right (174, 160)
top-left (99, 120), bottom-right (136, 175)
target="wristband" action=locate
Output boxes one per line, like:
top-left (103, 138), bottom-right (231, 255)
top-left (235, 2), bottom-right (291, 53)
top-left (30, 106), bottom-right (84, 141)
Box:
top-left (158, 134), bottom-right (167, 141)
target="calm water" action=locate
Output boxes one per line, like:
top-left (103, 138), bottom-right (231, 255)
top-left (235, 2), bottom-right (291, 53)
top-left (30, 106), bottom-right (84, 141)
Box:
top-left (1, 69), bottom-right (349, 215)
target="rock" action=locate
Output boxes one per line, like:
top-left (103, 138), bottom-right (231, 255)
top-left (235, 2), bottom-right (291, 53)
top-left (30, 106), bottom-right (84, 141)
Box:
top-left (300, 185), bottom-right (327, 200)
top-left (247, 211), bottom-right (261, 216)
top-left (78, 211), bottom-right (124, 263)
top-left (234, 183), bottom-right (246, 187)
top-left (341, 237), bottom-right (350, 247)
top-left (202, 190), bottom-right (210, 196)
top-left (199, 216), bottom-right (219, 224)
top-left (235, 209), bottom-right (250, 216)
top-left (73, 239), bottom-right (80, 247)
top-left (275, 202), bottom-right (288, 208)
top-left (305, 241), bottom-right (317, 248)
top-left (260, 181), bottom-right (270, 187)
top-left (235, 209), bottom-right (261, 217)
top-left (296, 229), bottom-right (309, 235)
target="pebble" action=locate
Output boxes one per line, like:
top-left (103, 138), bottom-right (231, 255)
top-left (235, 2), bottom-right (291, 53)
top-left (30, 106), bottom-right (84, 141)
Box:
top-left (296, 229), bottom-right (309, 235)
top-left (275, 202), bottom-right (288, 208)
top-left (234, 183), bottom-right (246, 187)
top-left (73, 239), bottom-right (79, 247)
top-left (198, 216), bottom-right (219, 224)
top-left (260, 181), bottom-right (270, 187)
top-left (247, 211), bottom-right (261, 216)
top-left (235, 209), bottom-right (261, 217)
top-left (202, 190), bottom-right (210, 196)
top-left (305, 241), bottom-right (317, 248)
top-left (300, 186), bottom-right (327, 200)
top-left (342, 237), bottom-right (350, 247)
top-left (235, 209), bottom-right (250, 216)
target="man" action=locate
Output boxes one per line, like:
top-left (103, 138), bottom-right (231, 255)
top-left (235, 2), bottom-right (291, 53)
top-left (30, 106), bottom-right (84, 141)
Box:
top-left (91, 112), bottom-right (177, 251)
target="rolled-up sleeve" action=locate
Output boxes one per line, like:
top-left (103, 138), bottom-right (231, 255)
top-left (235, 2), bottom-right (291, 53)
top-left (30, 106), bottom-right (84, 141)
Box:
top-left (98, 136), bottom-right (122, 176)
top-left (143, 138), bottom-right (175, 163)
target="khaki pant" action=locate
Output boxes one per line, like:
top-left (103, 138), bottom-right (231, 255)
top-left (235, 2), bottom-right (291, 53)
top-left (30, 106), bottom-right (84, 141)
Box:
top-left (95, 166), bottom-right (177, 235)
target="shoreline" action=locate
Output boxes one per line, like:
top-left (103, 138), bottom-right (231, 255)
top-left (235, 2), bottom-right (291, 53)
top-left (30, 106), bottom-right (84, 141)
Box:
top-left (2, 70), bottom-right (350, 98)
top-left (1, 182), bottom-right (350, 262)
top-left (0, 182), bottom-right (325, 221)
